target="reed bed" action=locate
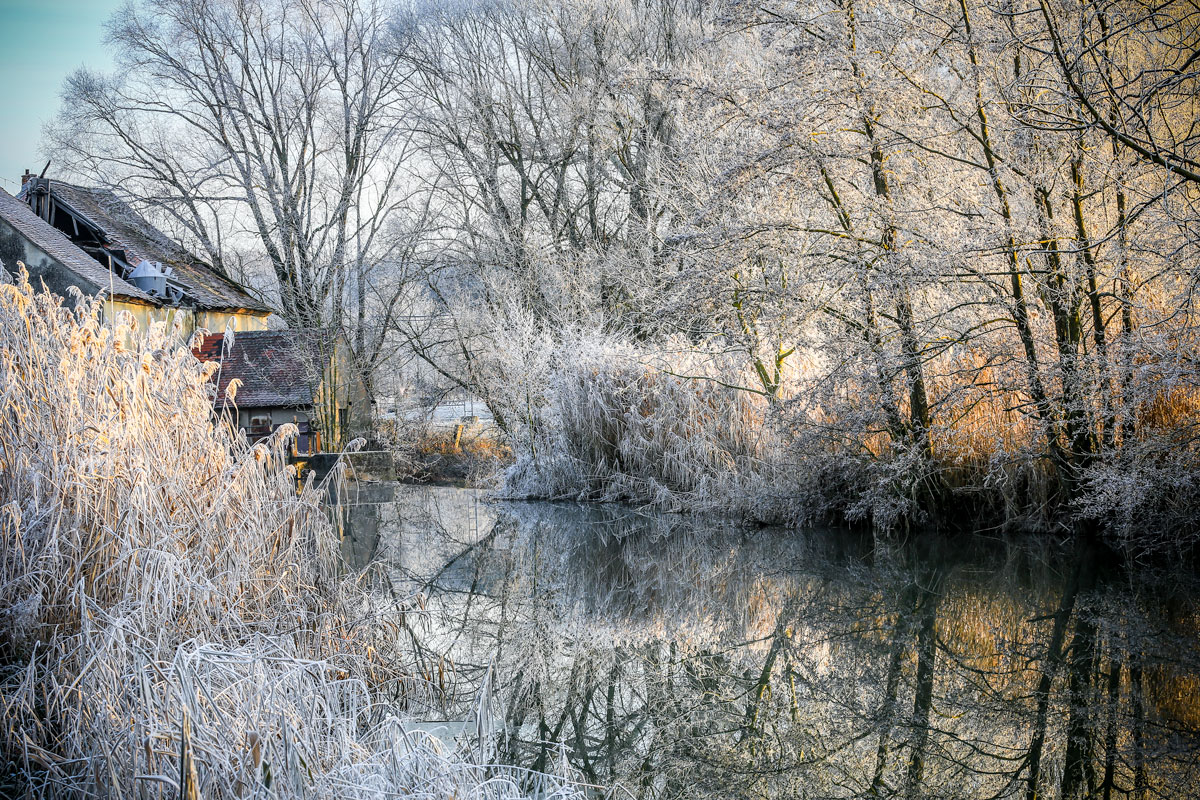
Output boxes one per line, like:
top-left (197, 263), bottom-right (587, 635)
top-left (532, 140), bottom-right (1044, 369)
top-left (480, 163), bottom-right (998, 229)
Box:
top-left (0, 275), bottom-right (582, 798)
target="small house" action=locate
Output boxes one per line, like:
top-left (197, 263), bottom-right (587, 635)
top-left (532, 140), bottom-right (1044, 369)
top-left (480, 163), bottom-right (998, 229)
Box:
top-left (0, 172), bottom-right (355, 453)
top-left (192, 330), bottom-right (369, 452)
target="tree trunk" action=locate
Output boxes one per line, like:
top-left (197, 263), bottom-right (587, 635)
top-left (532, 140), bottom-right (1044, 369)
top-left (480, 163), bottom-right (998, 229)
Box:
top-left (903, 571), bottom-right (942, 799)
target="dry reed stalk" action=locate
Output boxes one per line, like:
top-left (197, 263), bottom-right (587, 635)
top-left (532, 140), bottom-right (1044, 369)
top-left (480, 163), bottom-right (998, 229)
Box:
top-left (0, 276), bottom-right (583, 799)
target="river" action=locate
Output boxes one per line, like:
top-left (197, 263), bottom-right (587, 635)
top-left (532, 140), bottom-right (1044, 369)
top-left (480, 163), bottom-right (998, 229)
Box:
top-left (339, 482), bottom-right (1200, 799)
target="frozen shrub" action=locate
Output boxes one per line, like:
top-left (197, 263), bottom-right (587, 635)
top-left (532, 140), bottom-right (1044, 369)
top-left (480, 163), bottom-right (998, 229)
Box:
top-left (503, 334), bottom-right (775, 515)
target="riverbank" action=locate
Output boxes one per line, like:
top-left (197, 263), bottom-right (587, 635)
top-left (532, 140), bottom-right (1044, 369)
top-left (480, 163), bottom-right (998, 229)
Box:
top-left (487, 339), bottom-right (1200, 548)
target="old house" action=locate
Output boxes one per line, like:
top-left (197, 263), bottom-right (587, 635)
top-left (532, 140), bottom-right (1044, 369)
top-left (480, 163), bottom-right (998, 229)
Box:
top-left (1, 171), bottom-right (364, 453)
top-left (192, 330), bottom-right (369, 451)
top-left (0, 186), bottom-right (160, 308)
top-left (6, 174), bottom-right (271, 335)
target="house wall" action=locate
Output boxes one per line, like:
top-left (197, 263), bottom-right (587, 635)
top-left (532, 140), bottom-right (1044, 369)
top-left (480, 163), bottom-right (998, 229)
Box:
top-left (311, 335), bottom-right (371, 448)
top-left (105, 301), bottom-right (188, 336)
top-left (236, 407), bottom-right (312, 428)
top-left (196, 310), bottom-right (272, 334)
top-left (103, 303), bottom-right (270, 341)
top-left (232, 407), bottom-right (319, 453)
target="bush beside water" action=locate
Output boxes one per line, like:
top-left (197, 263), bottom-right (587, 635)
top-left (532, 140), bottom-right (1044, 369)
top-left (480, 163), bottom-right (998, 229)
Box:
top-left (501, 334), bottom-right (1200, 542)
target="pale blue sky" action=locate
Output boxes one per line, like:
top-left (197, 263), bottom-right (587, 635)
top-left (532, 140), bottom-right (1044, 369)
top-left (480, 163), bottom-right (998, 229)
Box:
top-left (0, 0), bottom-right (123, 193)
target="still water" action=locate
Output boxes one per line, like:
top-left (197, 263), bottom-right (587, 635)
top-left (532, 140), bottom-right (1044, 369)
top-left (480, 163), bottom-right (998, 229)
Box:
top-left (340, 483), bottom-right (1200, 799)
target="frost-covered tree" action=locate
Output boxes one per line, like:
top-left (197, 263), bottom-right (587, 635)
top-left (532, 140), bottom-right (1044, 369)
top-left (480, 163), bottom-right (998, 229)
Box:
top-left (389, 0), bottom-right (707, 429)
top-left (48, 0), bottom-right (1200, 535)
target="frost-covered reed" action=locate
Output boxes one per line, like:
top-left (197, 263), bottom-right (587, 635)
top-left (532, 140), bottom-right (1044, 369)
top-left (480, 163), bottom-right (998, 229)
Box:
top-left (0, 275), bottom-right (582, 798)
top-left (502, 335), bottom-right (785, 519)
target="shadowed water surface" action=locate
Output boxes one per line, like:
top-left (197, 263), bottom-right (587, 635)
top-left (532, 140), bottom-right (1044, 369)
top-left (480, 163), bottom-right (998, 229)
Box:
top-left (341, 483), bottom-right (1200, 799)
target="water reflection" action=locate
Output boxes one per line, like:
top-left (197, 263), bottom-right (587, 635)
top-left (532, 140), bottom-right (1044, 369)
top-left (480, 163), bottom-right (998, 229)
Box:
top-left (342, 484), bottom-right (1200, 799)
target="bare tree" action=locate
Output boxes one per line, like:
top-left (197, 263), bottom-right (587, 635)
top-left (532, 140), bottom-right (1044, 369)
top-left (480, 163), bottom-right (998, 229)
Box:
top-left (388, 0), bottom-right (705, 428)
top-left (51, 0), bottom-right (425, 400)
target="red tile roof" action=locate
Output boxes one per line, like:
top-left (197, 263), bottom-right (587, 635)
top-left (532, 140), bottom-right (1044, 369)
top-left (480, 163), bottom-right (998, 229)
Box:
top-left (193, 330), bottom-right (334, 409)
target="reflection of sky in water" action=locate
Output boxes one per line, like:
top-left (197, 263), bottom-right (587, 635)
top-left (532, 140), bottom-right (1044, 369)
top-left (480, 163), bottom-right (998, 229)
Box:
top-left (342, 484), bottom-right (1200, 800)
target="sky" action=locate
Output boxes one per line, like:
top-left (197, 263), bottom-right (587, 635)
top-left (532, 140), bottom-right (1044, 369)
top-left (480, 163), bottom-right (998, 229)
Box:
top-left (0, 0), bottom-right (123, 194)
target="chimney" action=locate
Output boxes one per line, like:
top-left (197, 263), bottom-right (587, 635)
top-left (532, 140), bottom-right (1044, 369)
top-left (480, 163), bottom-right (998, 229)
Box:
top-left (20, 169), bottom-right (33, 187)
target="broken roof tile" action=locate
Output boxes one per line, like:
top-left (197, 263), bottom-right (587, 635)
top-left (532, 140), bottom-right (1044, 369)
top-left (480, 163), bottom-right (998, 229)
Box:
top-left (0, 187), bottom-right (156, 304)
top-left (27, 180), bottom-right (271, 313)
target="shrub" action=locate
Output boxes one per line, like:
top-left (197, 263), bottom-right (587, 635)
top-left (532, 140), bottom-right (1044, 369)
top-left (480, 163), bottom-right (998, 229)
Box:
top-left (503, 335), bottom-right (774, 514)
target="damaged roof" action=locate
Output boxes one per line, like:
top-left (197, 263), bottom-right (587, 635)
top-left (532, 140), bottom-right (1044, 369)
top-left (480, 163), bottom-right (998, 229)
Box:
top-left (193, 330), bottom-right (338, 409)
top-left (0, 187), bottom-right (157, 304)
top-left (21, 179), bottom-right (270, 314)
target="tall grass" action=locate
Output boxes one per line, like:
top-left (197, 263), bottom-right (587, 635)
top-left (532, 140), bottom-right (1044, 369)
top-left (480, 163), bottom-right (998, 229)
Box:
top-left (0, 275), bottom-right (582, 798)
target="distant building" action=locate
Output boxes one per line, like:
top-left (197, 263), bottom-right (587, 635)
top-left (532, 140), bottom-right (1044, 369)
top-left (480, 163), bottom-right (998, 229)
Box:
top-left (1, 174), bottom-right (270, 335)
top-left (192, 329), bottom-right (369, 451)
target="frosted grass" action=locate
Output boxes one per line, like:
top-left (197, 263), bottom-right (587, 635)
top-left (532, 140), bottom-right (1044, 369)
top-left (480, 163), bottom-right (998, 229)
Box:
top-left (0, 273), bottom-right (584, 799)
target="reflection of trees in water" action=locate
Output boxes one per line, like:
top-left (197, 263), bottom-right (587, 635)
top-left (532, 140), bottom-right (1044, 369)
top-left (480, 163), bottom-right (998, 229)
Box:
top-left (350, 491), bottom-right (1200, 799)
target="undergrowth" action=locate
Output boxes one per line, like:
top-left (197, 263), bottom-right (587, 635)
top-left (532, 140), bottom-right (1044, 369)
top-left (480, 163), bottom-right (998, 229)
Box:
top-left (500, 334), bottom-right (1200, 541)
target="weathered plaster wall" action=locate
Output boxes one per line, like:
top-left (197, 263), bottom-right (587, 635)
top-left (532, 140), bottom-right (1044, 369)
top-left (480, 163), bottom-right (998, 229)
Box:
top-left (104, 304), bottom-right (271, 339)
